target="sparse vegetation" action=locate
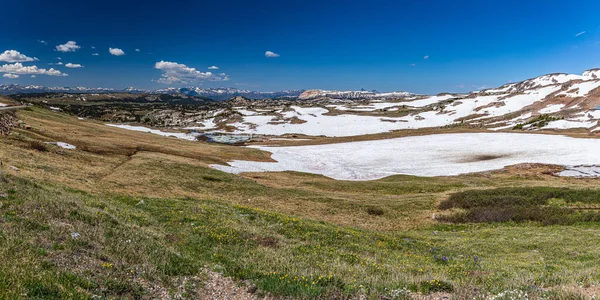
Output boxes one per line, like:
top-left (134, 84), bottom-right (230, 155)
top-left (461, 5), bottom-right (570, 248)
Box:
top-left (513, 114), bottom-right (563, 130)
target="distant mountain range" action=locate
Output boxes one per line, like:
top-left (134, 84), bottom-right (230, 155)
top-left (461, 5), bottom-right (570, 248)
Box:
top-left (3, 68), bottom-right (600, 102)
top-left (0, 84), bottom-right (416, 101)
top-left (154, 87), bottom-right (306, 100)
top-left (0, 84), bottom-right (119, 95)
top-left (0, 85), bottom-right (307, 100)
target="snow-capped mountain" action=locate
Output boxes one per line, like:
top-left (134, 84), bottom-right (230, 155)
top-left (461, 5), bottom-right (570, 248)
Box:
top-left (0, 84), bottom-right (304, 100)
top-left (154, 87), bottom-right (305, 100)
top-left (0, 84), bottom-right (118, 95)
top-left (298, 89), bottom-right (414, 100)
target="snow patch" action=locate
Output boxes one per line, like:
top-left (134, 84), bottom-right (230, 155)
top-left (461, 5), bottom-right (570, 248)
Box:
top-left (539, 104), bottom-right (565, 114)
top-left (45, 142), bottom-right (76, 149)
top-left (557, 81), bottom-right (600, 98)
top-left (212, 133), bottom-right (600, 180)
top-left (107, 124), bottom-right (198, 141)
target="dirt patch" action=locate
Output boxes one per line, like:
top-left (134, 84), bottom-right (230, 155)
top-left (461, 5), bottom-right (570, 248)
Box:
top-left (288, 116), bottom-right (307, 124)
top-left (555, 284), bottom-right (600, 299)
top-left (248, 234), bottom-right (280, 248)
top-left (200, 269), bottom-right (259, 299)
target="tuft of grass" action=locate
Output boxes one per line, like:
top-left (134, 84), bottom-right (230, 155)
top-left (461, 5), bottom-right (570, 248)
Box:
top-left (28, 140), bottom-right (49, 152)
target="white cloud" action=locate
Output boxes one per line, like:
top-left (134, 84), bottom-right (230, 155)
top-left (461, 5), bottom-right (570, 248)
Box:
top-left (57, 62), bottom-right (63, 65)
top-left (154, 60), bottom-right (229, 84)
top-left (109, 48), bottom-right (125, 56)
top-left (91, 46), bottom-right (96, 49)
top-left (0, 50), bottom-right (38, 63)
top-left (410, 63), bottom-right (416, 67)
top-left (57, 57), bottom-right (62, 60)
top-left (424, 55), bottom-right (429, 60)
top-left (3, 73), bottom-right (19, 79)
top-left (208, 65), bottom-right (219, 70)
top-left (265, 50), bottom-right (280, 58)
top-left (38, 40), bottom-right (47, 45)
top-left (30, 75), bottom-right (36, 78)
top-left (0, 62), bottom-right (67, 76)
top-left (92, 53), bottom-right (99, 56)
top-left (65, 63), bottom-right (83, 68)
top-left (576, 31), bottom-right (586, 37)
top-left (135, 48), bottom-right (140, 52)
top-left (55, 41), bottom-right (81, 52)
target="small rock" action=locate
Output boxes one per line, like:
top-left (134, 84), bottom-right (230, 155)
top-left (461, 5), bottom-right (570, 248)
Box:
top-left (433, 230), bottom-right (439, 235)
top-left (136, 200), bottom-right (145, 206)
top-left (247, 284), bottom-right (257, 294)
top-left (8, 166), bottom-right (19, 171)
top-left (71, 232), bottom-right (81, 239)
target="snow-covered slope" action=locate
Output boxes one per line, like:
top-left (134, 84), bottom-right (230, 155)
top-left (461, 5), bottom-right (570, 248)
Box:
top-left (188, 70), bottom-right (600, 137)
top-left (212, 132), bottom-right (600, 180)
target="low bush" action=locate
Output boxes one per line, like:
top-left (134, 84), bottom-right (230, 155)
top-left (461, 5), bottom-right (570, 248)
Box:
top-left (366, 206), bottom-right (385, 216)
top-left (438, 187), bottom-right (600, 225)
top-left (28, 140), bottom-right (49, 152)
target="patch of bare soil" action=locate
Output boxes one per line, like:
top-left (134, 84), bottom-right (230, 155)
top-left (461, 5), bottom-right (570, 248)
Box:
top-left (473, 163), bottom-right (564, 178)
top-left (199, 269), bottom-right (261, 300)
top-left (554, 284), bottom-right (600, 299)
top-left (288, 116), bottom-right (307, 124)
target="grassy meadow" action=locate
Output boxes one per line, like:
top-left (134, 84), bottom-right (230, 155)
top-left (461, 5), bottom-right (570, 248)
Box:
top-left (1, 107), bottom-right (600, 299)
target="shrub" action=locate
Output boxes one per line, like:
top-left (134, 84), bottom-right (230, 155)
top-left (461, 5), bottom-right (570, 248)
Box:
top-left (28, 141), bottom-right (49, 152)
top-left (366, 206), bottom-right (384, 216)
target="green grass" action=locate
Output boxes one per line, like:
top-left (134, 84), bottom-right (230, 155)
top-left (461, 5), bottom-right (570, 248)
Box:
top-left (0, 174), bottom-right (454, 298)
top-left (3, 174), bottom-right (600, 298)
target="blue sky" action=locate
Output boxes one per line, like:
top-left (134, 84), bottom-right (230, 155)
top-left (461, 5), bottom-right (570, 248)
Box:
top-left (1, 0), bottom-right (600, 93)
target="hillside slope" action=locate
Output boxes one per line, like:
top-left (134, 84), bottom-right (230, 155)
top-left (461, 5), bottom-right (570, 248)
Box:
top-left (2, 107), bottom-right (600, 298)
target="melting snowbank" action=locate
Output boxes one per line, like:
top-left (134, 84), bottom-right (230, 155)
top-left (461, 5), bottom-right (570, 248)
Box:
top-left (212, 133), bottom-right (600, 180)
top-left (45, 142), bottom-right (77, 149)
top-left (560, 166), bottom-right (600, 178)
top-left (106, 124), bottom-right (198, 141)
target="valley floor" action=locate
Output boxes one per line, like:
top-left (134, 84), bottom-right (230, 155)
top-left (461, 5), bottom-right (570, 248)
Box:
top-left (2, 107), bottom-right (600, 299)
